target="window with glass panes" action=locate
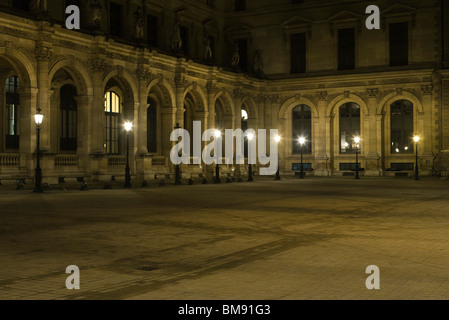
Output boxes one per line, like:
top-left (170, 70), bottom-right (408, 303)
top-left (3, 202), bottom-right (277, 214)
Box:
top-left (6, 76), bottom-right (20, 150)
top-left (60, 84), bottom-right (77, 151)
top-left (104, 92), bottom-right (121, 154)
top-left (292, 105), bottom-right (312, 154)
top-left (390, 100), bottom-right (413, 154)
top-left (147, 97), bottom-right (157, 153)
top-left (339, 103), bottom-right (360, 153)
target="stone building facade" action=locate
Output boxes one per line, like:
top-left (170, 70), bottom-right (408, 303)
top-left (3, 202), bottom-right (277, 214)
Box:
top-left (0, 0), bottom-right (448, 184)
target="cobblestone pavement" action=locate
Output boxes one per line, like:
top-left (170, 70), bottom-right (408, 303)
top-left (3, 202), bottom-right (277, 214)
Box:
top-left (0, 177), bottom-right (448, 300)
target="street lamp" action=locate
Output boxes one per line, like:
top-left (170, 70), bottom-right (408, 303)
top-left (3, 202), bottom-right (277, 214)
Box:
top-left (247, 133), bottom-right (254, 182)
top-left (414, 136), bottom-right (420, 181)
top-left (298, 137), bottom-right (306, 179)
top-left (33, 108), bottom-right (44, 193)
top-left (275, 135), bottom-right (281, 180)
top-left (354, 136), bottom-right (360, 180)
top-left (214, 129), bottom-right (221, 184)
top-left (124, 121), bottom-right (133, 188)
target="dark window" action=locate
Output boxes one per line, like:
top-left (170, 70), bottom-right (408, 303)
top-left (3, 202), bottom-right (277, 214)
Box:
top-left (180, 25), bottom-right (189, 55)
top-left (147, 97), bottom-right (157, 153)
top-left (65, 0), bottom-right (80, 6)
top-left (292, 105), bottom-right (312, 154)
top-left (147, 14), bottom-right (159, 48)
top-left (340, 163), bottom-right (358, 171)
top-left (293, 163), bottom-right (312, 170)
top-left (104, 92), bottom-right (121, 155)
top-left (339, 102), bottom-right (360, 153)
top-left (390, 22), bottom-right (408, 66)
top-left (5, 76), bottom-right (20, 150)
top-left (60, 85), bottom-right (77, 151)
top-left (390, 163), bottom-right (414, 171)
top-left (12, 0), bottom-right (29, 11)
top-left (290, 33), bottom-right (306, 74)
top-left (390, 100), bottom-right (413, 154)
top-left (338, 28), bottom-right (355, 70)
top-left (109, 2), bottom-right (123, 37)
top-left (235, 0), bottom-right (246, 11)
top-left (235, 38), bottom-right (248, 71)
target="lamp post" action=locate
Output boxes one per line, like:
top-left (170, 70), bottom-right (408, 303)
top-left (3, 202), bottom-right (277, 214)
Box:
top-left (299, 137), bottom-right (306, 179)
top-left (275, 135), bottom-right (281, 180)
top-left (247, 133), bottom-right (254, 182)
top-left (174, 123), bottom-right (182, 185)
top-left (124, 121), bottom-right (133, 188)
top-left (214, 129), bottom-right (221, 184)
top-left (414, 136), bottom-right (420, 181)
top-left (33, 108), bottom-right (44, 193)
top-left (354, 136), bottom-right (360, 180)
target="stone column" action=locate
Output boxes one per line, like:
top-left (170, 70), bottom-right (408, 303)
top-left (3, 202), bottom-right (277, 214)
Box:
top-left (325, 115), bottom-right (333, 174)
top-left (34, 44), bottom-right (52, 152)
top-left (137, 71), bottom-right (149, 155)
top-left (420, 85), bottom-right (435, 175)
top-left (315, 91), bottom-right (329, 176)
top-left (18, 87), bottom-right (38, 174)
top-left (174, 75), bottom-right (187, 127)
top-left (89, 58), bottom-right (107, 155)
top-left (364, 88), bottom-right (381, 176)
top-left (75, 95), bottom-right (91, 174)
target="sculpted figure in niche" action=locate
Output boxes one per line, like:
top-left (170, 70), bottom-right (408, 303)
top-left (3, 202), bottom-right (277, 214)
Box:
top-left (29, 0), bottom-right (45, 12)
top-left (204, 36), bottom-right (213, 60)
top-left (171, 18), bottom-right (183, 51)
top-left (253, 49), bottom-right (264, 76)
top-left (134, 7), bottom-right (144, 40)
top-left (90, 0), bottom-right (103, 28)
top-left (231, 42), bottom-right (240, 67)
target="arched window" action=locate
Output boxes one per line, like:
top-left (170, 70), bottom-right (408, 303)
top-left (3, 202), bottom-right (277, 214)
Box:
top-left (339, 102), bottom-right (360, 153)
top-left (60, 84), bottom-right (77, 151)
top-left (147, 97), bottom-right (157, 153)
top-left (242, 107), bottom-right (249, 157)
top-left (391, 100), bottom-right (413, 154)
top-left (292, 105), bottom-right (312, 154)
top-left (104, 91), bottom-right (121, 154)
top-left (5, 76), bottom-right (20, 150)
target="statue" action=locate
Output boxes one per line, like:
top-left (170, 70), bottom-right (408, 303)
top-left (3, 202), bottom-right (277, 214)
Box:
top-left (171, 18), bottom-right (183, 51)
top-left (29, 0), bottom-right (44, 12)
top-left (204, 36), bottom-right (213, 61)
top-left (231, 42), bottom-right (240, 68)
top-left (90, 0), bottom-right (102, 28)
top-left (253, 49), bottom-right (264, 76)
top-left (134, 7), bottom-right (144, 40)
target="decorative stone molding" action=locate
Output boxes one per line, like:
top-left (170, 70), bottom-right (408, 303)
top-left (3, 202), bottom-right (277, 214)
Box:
top-left (421, 85), bottom-right (433, 95)
top-left (88, 58), bottom-right (109, 73)
top-left (366, 88), bottom-right (379, 98)
top-left (268, 94), bottom-right (280, 104)
top-left (206, 82), bottom-right (218, 95)
top-left (316, 91), bottom-right (328, 101)
top-left (174, 74), bottom-right (190, 89)
top-left (34, 45), bottom-right (52, 62)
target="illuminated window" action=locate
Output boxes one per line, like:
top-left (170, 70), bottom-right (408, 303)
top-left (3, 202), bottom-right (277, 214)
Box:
top-left (242, 107), bottom-right (249, 157)
top-left (292, 105), bottom-right (312, 154)
top-left (5, 76), bottom-right (20, 150)
top-left (339, 103), bottom-right (360, 153)
top-left (104, 91), bottom-right (121, 154)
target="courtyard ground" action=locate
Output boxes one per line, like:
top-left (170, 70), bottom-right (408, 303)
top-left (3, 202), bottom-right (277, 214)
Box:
top-left (0, 176), bottom-right (448, 300)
